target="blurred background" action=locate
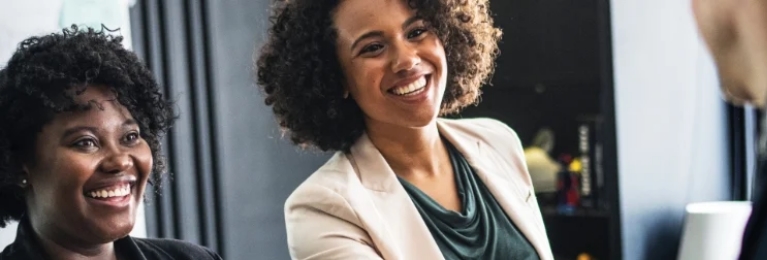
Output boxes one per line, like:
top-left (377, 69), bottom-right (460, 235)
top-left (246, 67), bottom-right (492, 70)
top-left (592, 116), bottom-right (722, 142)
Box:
top-left (0, 0), bottom-right (756, 259)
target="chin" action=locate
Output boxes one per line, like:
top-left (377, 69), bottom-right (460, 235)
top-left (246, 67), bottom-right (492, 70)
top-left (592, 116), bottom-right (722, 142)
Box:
top-left (88, 217), bottom-right (135, 243)
top-left (403, 114), bottom-right (439, 128)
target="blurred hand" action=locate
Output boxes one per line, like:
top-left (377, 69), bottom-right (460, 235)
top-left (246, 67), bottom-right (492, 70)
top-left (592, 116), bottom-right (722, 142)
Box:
top-left (692, 0), bottom-right (767, 107)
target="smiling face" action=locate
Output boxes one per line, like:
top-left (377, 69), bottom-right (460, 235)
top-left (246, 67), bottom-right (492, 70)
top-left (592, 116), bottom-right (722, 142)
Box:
top-left (333, 0), bottom-right (448, 130)
top-left (24, 85), bottom-right (152, 246)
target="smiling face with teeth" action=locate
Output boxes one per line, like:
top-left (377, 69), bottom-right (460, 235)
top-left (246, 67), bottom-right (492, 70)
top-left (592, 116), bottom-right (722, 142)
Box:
top-left (23, 85), bottom-right (152, 246)
top-left (333, 0), bottom-right (448, 130)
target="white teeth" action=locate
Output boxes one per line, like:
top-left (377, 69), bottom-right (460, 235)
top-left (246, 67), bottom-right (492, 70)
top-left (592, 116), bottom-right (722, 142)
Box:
top-left (87, 184), bottom-right (131, 199)
top-left (392, 76), bottom-right (427, 96)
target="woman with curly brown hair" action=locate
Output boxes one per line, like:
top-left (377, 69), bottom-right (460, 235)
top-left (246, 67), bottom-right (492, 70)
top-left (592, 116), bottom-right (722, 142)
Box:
top-left (257, 0), bottom-right (553, 259)
top-left (0, 26), bottom-right (221, 260)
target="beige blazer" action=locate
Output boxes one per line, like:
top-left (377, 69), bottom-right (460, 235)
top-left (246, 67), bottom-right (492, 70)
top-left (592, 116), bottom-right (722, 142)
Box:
top-left (284, 118), bottom-right (554, 260)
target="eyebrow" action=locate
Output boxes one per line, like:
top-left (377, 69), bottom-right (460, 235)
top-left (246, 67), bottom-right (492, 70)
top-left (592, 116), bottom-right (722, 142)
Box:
top-left (61, 119), bottom-right (138, 139)
top-left (350, 15), bottom-right (423, 51)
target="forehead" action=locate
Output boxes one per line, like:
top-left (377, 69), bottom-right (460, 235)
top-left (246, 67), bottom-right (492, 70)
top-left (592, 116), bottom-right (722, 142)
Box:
top-left (333, 0), bottom-right (416, 39)
top-left (51, 86), bottom-right (133, 127)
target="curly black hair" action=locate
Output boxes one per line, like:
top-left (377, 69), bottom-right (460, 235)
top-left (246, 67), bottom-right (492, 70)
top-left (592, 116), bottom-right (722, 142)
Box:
top-left (256, 0), bottom-right (502, 152)
top-left (0, 25), bottom-right (174, 227)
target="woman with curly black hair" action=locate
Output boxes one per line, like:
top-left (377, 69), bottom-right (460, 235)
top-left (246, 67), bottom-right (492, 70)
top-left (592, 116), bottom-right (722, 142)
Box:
top-left (0, 26), bottom-right (221, 260)
top-left (257, 0), bottom-right (553, 259)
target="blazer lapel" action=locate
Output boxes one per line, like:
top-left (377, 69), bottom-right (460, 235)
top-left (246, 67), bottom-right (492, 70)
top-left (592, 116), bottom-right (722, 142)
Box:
top-left (437, 120), bottom-right (553, 260)
top-left (349, 134), bottom-right (444, 260)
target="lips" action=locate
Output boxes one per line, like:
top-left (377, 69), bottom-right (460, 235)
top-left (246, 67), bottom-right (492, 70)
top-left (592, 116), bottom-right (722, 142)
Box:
top-left (390, 75), bottom-right (427, 96)
top-left (85, 183), bottom-right (132, 199)
top-left (83, 175), bottom-right (137, 202)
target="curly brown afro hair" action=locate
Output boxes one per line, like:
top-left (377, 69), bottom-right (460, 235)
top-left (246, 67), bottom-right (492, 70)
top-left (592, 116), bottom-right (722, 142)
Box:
top-left (256, 0), bottom-right (501, 152)
top-left (0, 25), bottom-right (174, 227)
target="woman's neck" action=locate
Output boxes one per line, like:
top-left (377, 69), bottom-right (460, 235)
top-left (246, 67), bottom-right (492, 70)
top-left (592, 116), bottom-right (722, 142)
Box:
top-left (31, 220), bottom-right (118, 260)
top-left (365, 119), bottom-right (450, 178)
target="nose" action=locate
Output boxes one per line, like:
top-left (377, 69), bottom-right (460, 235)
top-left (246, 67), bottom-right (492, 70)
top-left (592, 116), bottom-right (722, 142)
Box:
top-left (390, 42), bottom-right (421, 74)
top-left (100, 151), bottom-right (134, 174)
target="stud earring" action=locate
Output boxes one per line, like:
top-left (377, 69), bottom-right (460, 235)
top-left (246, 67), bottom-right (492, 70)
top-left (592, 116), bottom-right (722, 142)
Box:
top-left (21, 178), bottom-right (27, 185)
top-left (343, 90), bottom-right (349, 99)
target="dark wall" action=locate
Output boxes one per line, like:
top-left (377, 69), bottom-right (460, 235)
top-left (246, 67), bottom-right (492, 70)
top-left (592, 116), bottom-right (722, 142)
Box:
top-left (131, 0), bottom-right (330, 259)
top-left (461, 0), bottom-right (602, 158)
top-left (459, 1), bottom-right (620, 258)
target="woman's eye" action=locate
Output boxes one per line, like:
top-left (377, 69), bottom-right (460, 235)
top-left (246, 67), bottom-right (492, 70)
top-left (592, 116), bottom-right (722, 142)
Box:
top-left (361, 43), bottom-right (384, 54)
top-left (74, 139), bottom-right (97, 148)
top-left (408, 28), bottom-right (428, 39)
top-left (124, 132), bottom-right (140, 143)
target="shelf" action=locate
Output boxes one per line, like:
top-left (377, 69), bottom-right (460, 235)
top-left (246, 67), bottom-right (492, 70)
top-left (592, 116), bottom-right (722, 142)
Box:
top-left (540, 206), bottom-right (610, 218)
top-left (542, 207), bottom-right (611, 260)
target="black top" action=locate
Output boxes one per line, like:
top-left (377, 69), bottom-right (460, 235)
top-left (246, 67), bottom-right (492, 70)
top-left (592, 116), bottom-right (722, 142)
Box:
top-left (740, 151), bottom-right (767, 259)
top-left (739, 113), bottom-right (767, 260)
top-left (0, 217), bottom-right (222, 260)
top-left (399, 140), bottom-right (540, 260)
top-left (741, 181), bottom-right (767, 259)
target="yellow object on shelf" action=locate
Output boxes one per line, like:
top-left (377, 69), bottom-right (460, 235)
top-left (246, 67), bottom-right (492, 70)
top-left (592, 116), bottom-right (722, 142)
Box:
top-left (524, 147), bottom-right (561, 193)
top-left (569, 157), bottom-right (583, 173)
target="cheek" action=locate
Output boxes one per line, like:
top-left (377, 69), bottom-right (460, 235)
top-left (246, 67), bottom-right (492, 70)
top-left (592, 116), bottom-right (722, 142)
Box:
top-left (422, 37), bottom-right (448, 82)
top-left (347, 60), bottom-right (385, 97)
top-left (30, 151), bottom-right (96, 201)
top-left (135, 144), bottom-right (154, 181)
top-left (420, 36), bottom-right (446, 65)
top-left (433, 39), bottom-right (446, 62)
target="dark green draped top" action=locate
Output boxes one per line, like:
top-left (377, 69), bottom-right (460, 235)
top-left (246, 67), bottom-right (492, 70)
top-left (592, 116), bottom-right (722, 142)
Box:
top-left (398, 141), bottom-right (540, 260)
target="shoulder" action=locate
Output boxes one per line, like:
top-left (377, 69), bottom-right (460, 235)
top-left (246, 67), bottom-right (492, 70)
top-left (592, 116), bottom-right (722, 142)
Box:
top-left (0, 244), bottom-right (23, 260)
top-left (438, 117), bottom-right (522, 149)
top-left (282, 152), bottom-right (372, 255)
top-left (440, 117), bottom-right (532, 186)
top-left (439, 117), bottom-right (519, 137)
top-left (284, 151), bottom-right (364, 224)
top-left (132, 237), bottom-right (221, 260)
top-left (285, 151), bottom-right (358, 209)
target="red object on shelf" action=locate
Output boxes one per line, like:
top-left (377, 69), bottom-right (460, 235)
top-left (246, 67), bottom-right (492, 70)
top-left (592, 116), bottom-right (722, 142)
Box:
top-left (567, 173), bottom-right (580, 206)
top-left (555, 154), bottom-right (580, 207)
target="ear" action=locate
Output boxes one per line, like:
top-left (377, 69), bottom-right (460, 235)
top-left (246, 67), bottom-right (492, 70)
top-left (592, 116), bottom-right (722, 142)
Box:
top-left (341, 82), bottom-right (351, 99)
top-left (21, 164), bottom-right (31, 175)
top-left (19, 165), bottom-right (30, 187)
